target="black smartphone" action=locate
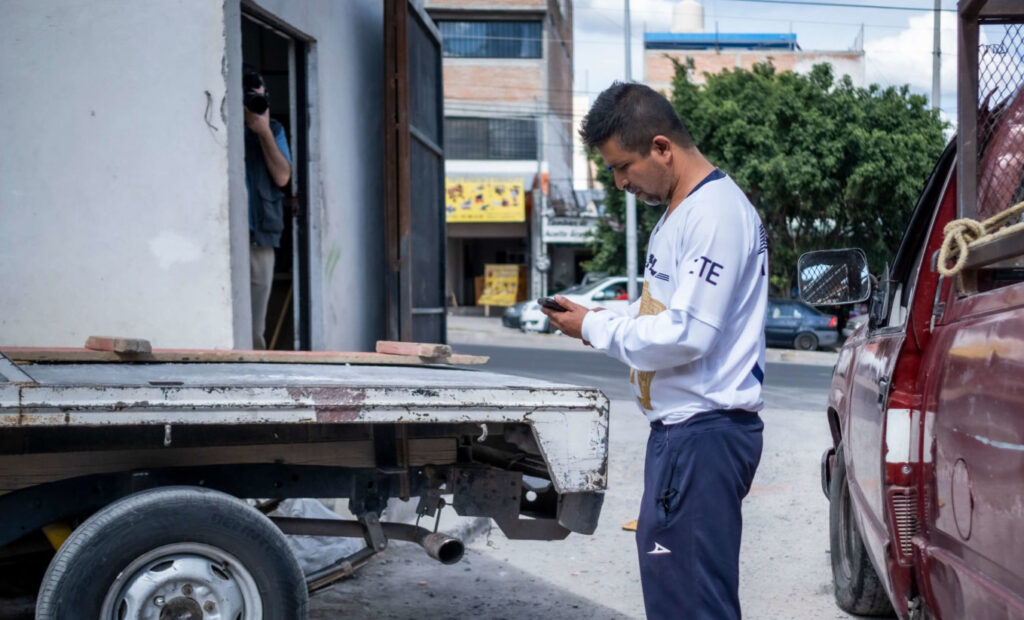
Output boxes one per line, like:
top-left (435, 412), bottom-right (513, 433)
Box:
top-left (537, 296), bottom-right (567, 312)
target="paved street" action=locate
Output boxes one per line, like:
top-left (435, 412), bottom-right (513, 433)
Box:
top-left (309, 321), bottom-right (857, 619)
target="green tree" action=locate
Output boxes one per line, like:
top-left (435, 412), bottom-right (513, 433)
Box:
top-left (584, 59), bottom-right (948, 295)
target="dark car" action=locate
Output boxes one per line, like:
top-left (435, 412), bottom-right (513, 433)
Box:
top-left (765, 298), bottom-right (838, 350)
top-left (501, 301), bottom-right (528, 329)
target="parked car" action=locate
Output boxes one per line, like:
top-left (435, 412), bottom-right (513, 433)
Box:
top-left (841, 312), bottom-right (868, 340)
top-left (501, 301), bottom-right (528, 329)
top-left (765, 297), bottom-right (838, 350)
top-left (801, 131), bottom-right (1024, 617)
top-left (520, 276), bottom-right (642, 333)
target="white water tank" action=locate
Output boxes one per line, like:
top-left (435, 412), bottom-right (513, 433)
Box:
top-left (670, 0), bottom-right (704, 33)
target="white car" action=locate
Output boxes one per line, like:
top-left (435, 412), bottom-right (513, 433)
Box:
top-left (520, 276), bottom-right (643, 333)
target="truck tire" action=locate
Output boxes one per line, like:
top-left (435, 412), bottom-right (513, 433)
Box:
top-left (794, 332), bottom-right (819, 351)
top-left (829, 444), bottom-right (895, 616)
top-left (36, 486), bottom-right (308, 619)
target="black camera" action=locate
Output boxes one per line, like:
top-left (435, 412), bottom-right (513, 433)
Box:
top-left (244, 90), bottom-right (269, 115)
top-left (242, 69), bottom-right (269, 114)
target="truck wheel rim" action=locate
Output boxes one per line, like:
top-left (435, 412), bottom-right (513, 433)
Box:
top-left (100, 542), bottom-right (263, 620)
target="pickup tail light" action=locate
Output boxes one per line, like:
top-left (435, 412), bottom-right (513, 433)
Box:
top-left (828, 315), bottom-right (838, 328)
top-left (884, 407), bottom-right (922, 565)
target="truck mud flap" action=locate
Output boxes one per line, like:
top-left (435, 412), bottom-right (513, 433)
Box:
top-left (453, 466), bottom-right (602, 540)
top-left (821, 446), bottom-right (835, 499)
top-left (556, 491), bottom-right (604, 535)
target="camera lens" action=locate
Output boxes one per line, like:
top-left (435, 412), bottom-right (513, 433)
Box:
top-left (244, 92), bottom-right (268, 115)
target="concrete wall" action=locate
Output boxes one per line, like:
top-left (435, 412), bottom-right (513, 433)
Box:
top-left (249, 0), bottom-right (386, 352)
top-left (0, 1), bottom-right (388, 351)
top-left (0, 0), bottom-right (236, 348)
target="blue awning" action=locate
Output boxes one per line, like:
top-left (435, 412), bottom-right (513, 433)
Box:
top-left (645, 32), bottom-right (799, 50)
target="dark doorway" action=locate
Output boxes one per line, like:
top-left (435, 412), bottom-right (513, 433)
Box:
top-left (241, 12), bottom-right (311, 350)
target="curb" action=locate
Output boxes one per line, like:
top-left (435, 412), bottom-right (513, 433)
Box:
top-left (448, 315), bottom-right (840, 367)
top-left (765, 348), bottom-right (838, 367)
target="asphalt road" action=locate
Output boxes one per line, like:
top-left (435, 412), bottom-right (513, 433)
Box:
top-left (454, 342), bottom-right (835, 409)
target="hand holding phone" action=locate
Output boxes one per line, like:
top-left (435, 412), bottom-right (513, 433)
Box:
top-left (538, 296), bottom-right (567, 312)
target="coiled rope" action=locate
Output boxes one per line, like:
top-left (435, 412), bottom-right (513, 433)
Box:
top-left (937, 200), bottom-right (1024, 277)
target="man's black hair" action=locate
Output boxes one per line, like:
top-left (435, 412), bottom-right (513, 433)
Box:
top-left (579, 81), bottom-right (693, 153)
top-left (242, 64), bottom-right (264, 91)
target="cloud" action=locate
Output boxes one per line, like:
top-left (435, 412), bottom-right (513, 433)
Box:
top-left (574, 0), bottom-right (675, 38)
top-left (863, 12), bottom-right (957, 108)
top-left (574, 0), bottom-right (676, 92)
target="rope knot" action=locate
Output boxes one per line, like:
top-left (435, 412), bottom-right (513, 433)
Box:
top-left (938, 218), bottom-right (986, 277)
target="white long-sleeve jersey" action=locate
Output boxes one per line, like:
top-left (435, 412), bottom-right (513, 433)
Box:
top-left (581, 170), bottom-right (769, 424)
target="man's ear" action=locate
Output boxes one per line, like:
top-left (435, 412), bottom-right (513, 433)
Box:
top-left (651, 135), bottom-right (673, 161)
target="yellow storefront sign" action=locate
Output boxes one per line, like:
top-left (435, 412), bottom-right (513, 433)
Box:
top-left (446, 178), bottom-right (526, 223)
top-left (476, 264), bottom-right (526, 306)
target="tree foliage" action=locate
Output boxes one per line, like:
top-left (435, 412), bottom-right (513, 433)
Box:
top-left (583, 59), bottom-right (948, 294)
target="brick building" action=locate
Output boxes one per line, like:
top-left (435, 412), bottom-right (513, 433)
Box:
top-left (645, 1), bottom-right (865, 94)
top-left (424, 0), bottom-right (575, 307)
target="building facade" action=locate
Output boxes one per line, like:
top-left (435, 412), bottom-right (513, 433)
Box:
top-left (425, 0), bottom-right (576, 307)
top-left (1, 0), bottom-right (445, 350)
top-left (644, 1), bottom-right (865, 94)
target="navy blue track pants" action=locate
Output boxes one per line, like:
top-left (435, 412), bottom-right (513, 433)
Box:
top-left (636, 409), bottom-right (764, 620)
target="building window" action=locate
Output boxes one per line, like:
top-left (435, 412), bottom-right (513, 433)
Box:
top-left (438, 21), bottom-right (542, 58)
top-left (445, 117), bottom-right (537, 160)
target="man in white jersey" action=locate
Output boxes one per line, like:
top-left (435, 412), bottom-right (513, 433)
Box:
top-left (543, 82), bottom-right (768, 619)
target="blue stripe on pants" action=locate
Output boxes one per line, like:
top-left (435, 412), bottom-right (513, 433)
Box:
top-left (636, 410), bottom-right (764, 620)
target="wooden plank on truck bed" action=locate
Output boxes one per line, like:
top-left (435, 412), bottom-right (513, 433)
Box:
top-left (375, 340), bottom-right (452, 359)
top-left (0, 347), bottom-right (489, 366)
top-left (84, 336), bottom-right (152, 354)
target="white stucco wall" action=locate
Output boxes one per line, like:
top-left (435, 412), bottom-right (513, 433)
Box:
top-left (794, 53), bottom-right (866, 88)
top-left (1, 1), bottom-right (391, 352)
top-left (249, 0), bottom-right (386, 352)
top-left (0, 1), bottom-right (235, 348)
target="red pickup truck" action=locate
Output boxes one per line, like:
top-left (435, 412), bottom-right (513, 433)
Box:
top-left (800, 125), bottom-right (1024, 617)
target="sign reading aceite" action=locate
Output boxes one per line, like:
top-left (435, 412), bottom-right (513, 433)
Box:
top-left (542, 216), bottom-right (598, 244)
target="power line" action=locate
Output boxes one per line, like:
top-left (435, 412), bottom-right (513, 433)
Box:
top-left (721, 0), bottom-right (955, 12)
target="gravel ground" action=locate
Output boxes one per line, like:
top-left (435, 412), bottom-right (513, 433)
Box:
top-left (310, 398), bottom-right (860, 619)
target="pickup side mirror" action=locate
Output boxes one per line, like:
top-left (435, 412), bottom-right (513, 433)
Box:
top-left (868, 262), bottom-right (892, 330)
top-left (798, 249), bottom-right (872, 306)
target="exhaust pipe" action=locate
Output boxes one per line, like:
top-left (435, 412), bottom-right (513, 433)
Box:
top-left (419, 531), bottom-right (464, 565)
top-left (271, 517), bottom-right (464, 565)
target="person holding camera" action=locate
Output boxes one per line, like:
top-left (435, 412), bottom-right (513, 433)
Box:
top-left (244, 68), bottom-right (291, 349)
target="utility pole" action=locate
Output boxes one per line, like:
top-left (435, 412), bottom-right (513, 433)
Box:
top-left (932, 0), bottom-right (941, 111)
top-left (532, 107), bottom-right (548, 300)
top-left (624, 0), bottom-right (638, 302)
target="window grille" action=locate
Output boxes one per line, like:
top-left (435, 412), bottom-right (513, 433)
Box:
top-left (958, 3), bottom-right (1024, 220)
top-left (445, 117), bottom-right (537, 160)
top-left (438, 21), bottom-right (542, 58)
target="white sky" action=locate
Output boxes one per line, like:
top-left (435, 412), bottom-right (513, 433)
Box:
top-left (574, 0), bottom-right (960, 121)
